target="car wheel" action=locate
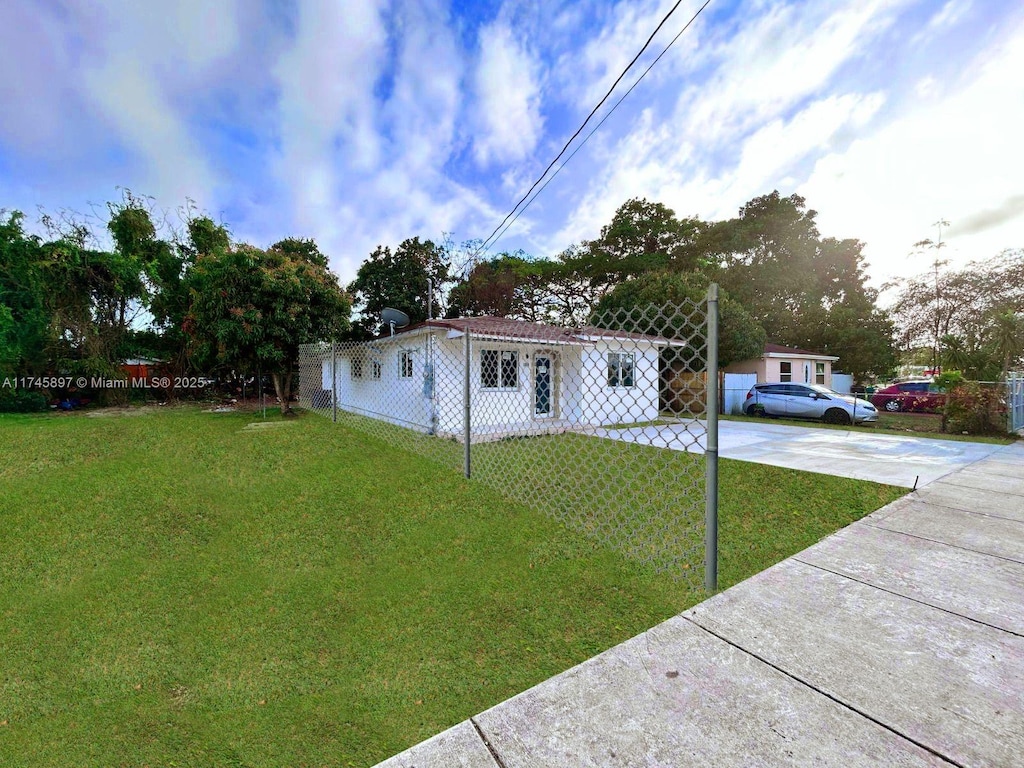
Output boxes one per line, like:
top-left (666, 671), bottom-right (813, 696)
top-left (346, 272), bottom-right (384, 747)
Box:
top-left (746, 404), bottom-right (767, 418)
top-left (883, 399), bottom-right (902, 412)
top-left (823, 408), bottom-right (852, 425)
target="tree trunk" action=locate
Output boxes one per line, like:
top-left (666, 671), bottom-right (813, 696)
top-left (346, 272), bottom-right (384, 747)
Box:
top-left (272, 371), bottom-right (296, 416)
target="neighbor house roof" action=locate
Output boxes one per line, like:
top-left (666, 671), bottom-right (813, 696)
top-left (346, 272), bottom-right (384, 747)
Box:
top-left (392, 316), bottom-right (682, 346)
top-left (763, 343), bottom-right (839, 361)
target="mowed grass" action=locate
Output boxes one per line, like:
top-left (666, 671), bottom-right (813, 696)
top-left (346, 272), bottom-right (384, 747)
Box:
top-left (0, 407), bottom-right (905, 766)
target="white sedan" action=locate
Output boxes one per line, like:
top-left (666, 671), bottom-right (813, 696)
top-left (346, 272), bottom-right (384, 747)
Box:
top-left (743, 383), bottom-right (878, 425)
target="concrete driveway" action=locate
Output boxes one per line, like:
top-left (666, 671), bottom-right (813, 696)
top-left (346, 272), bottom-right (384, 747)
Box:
top-left (595, 419), bottom-right (1005, 488)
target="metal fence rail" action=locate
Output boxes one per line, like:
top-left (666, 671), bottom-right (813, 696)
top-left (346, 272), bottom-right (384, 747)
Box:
top-left (299, 292), bottom-right (718, 588)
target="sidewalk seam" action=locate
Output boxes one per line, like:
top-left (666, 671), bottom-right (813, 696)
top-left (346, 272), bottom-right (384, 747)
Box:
top-left (916, 439), bottom-right (1020, 486)
top-left (470, 717), bottom-right (509, 768)
top-left (902, 494), bottom-right (1024, 523)
top-left (791, 557), bottom-right (1024, 638)
top-left (933, 478), bottom-right (1024, 499)
top-left (681, 615), bottom-right (965, 768)
top-left (860, 519), bottom-right (1024, 565)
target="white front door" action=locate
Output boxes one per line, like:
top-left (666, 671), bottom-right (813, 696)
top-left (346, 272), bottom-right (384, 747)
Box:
top-left (534, 354), bottom-right (554, 417)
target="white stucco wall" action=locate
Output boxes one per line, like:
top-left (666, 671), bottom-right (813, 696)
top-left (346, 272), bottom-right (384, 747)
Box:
top-left (765, 356), bottom-right (833, 387)
top-left (725, 355), bottom-right (835, 387)
top-left (320, 330), bottom-right (664, 435)
top-left (321, 334), bottom-right (438, 432)
top-left (575, 341), bottom-right (661, 425)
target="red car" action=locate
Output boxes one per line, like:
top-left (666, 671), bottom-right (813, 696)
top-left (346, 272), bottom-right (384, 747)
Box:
top-left (870, 381), bottom-right (946, 413)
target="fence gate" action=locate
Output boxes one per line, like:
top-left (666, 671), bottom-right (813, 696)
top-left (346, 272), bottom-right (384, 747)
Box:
top-left (1009, 373), bottom-right (1024, 434)
top-left (299, 287), bottom-right (720, 589)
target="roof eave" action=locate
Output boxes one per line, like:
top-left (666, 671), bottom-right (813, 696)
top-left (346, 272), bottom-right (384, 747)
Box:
top-left (763, 352), bottom-right (840, 362)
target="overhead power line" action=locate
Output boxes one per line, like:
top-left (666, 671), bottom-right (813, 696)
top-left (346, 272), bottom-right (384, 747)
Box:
top-left (473, 0), bottom-right (712, 261)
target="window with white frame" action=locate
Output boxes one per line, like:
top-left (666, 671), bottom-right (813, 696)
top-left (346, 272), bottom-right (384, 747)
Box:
top-left (779, 361), bottom-right (792, 382)
top-left (399, 351), bottom-right (414, 379)
top-left (481, 349), bottom-right (518, 389)
top-left (607, 352), bottom-right (635, 388)
top-left (351, 356), bottom-right (363, 379)
top-left (372, 359), bottom-right (382, 380)
top-left (815, 361), bottom-right (825, 385)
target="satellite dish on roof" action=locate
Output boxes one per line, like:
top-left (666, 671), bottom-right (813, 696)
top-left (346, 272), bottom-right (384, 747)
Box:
top-left (381, 307), bottom-right (410, 337)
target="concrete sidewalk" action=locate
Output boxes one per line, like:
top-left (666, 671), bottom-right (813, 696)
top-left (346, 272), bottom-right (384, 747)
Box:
top-left (375, 441), bottom-right (1024, 767)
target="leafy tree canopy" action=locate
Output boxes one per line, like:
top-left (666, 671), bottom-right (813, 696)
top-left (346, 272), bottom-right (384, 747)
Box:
top-left (891, 248), bottom-right (1024, 379)
top-left (688, 191), bottom-right (893, 379)
top-left (567, 198), bottom-right (702, 293)
top-left (184, 241), bottom-right (351, 412)
top-left (0, 210), bottom-right (50, 375)
top-left (348, 237), bottom-right (449, 334)
top-left (447, 252), bottom-right (564, 322)
top-left (592, 271), bottom-right (766, 368)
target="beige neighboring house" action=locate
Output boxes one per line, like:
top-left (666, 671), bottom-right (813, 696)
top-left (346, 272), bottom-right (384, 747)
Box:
top-left (724, 343), bottom-right (839, 388)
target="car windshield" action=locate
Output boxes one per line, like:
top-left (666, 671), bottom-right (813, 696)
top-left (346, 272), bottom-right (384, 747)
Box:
top-left (808, 384), bottom-right (841, 396)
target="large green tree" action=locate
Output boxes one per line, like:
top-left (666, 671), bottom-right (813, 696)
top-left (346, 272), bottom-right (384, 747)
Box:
top-left (567, 198), bottom-right (702, 297)
top-left (104, 194), bottom-right (184, 363)
top-left (25, 201), bottom-right (156, 393)
top-left (0, 211), bottom-right (51, 376)
top-left (447, 252), bottom-right (564, 322)
top-left (592, 271), bottom-right (765, 368)
top-left (348, 237), bottom-right (449, 334)
top-left (693, 191), bottom-right (894, 379)
top-left (890, 248), bottom-right (1024, 379)
top-left (184, 240), bottom-right (351, 413)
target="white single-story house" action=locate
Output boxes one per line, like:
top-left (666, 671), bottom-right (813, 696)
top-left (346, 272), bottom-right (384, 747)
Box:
top-left (319, 316), bottom-right (680, 440)
top-left (724, 343), bottom-right (839, 388)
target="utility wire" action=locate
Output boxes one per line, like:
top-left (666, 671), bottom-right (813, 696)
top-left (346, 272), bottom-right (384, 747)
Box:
top-left (482, 0), bottom-right (712, 257)
top-left (474, 0), bottom-right (696, 260)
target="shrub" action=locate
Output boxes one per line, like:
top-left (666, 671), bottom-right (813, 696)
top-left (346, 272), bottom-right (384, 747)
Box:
top-left (0, 388), bottom-right (48, 413)
top-left (945, 381), bottom-right (1006, 435)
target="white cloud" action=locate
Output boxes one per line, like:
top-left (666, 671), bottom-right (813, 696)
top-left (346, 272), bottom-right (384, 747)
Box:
top-left (545, 0), bottom-right (904, 252)
top-left (381, 0), bottom-right (462, 175)
top-left (166, 0), bottom-right (242, 70)
top-left (271, 0), bottom-right (388, 208)
top-left (911, 0), bottom-right (973, 45)
top-left (84, 1), bottom-right (245, 206)
top-left (914, 76), bottom-right (940, 100)
top-left (81, 64), bottom-right (215, 206)
top-left (472, 22), bottom-right (544, 166)
top-left (265, 0), bottom-right (493, 281)
top-left (800, 17), bottom-right (1024, 288)
top-left (676, 0), bottom-right (906, 145)
top-left (3, 0), bottom-right (1020, 296)
top-left (723, 92), bottom-right (885, 203)
top-left (930, 0), bottom-right (972, 29)
top-left (0, 0), bottom-right (239, 196)
top-left (0, 4), bottom-right (74, 153)
top-left (568, 0), bottom-right (689, 110)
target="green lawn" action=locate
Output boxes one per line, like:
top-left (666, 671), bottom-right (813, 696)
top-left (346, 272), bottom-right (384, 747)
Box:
top-left (1, 406), bottom-right (904, 767)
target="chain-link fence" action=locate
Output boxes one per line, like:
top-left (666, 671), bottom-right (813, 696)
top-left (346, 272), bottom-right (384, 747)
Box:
top-left (299, 293), bottom-right (718, 587)
top-left (719, 373), bottom-right (1024, 436)
top-left (1007, 374), bottom-right (1024, 434)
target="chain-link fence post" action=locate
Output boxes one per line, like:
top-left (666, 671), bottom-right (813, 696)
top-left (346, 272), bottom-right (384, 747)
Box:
top-left (705, 283), bottom-right (719, 592)
top-left (463, 328), bottom-right (471, 479)
top-left (331, 340), bottom-right (337, 423)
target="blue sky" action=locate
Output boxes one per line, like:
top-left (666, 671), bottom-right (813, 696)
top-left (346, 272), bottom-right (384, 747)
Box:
top-left (1, 0), bottom-right (1022, 292)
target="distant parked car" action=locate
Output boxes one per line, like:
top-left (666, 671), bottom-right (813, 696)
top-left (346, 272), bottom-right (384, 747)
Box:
top-left (743, 383), bottom-right (878, 425)
top-left (870, 381), bottom-right (946, 413)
